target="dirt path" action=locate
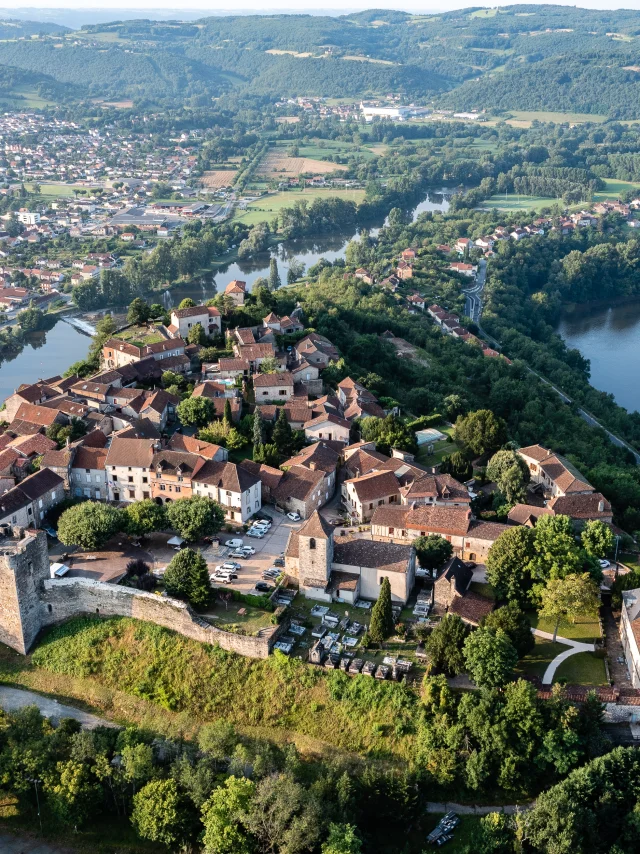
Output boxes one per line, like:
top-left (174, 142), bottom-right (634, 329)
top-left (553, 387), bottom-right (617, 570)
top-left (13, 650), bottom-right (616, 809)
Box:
top-left (0, 686), bottom-right (117, 729)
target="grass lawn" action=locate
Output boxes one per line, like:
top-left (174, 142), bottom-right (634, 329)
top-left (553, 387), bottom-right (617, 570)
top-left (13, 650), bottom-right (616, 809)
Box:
top-left (115, 325), bottom-right (165, 345)
top-left (200, 600), bottom-right (275, 635)
top-left (505, 110), bottom-right (607, 124)
top-left (554, 652), bottom-right (607, 686)
top-left (234, 188), bottom-right (365, 226)
top-left (516, 637), bottom-right (566, 681)
top-left (469, 581), bottom-right (495, 601)
top-left (620, 552), bottom-right (640, 569)
top-left (529, 611), bottom-right (601, 644)
top-left (25, 182), bottom-right (77, 197)
top-left (416, 423), bottom-right (459, 466)
top-left (481, 194), bottom-right (564, 212)
top-left (593, 178), bottom-right (640, 202)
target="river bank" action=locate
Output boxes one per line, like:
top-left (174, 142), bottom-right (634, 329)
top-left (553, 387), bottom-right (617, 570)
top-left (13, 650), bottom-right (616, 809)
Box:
top-left (557, 299), bottom-right (640, 414)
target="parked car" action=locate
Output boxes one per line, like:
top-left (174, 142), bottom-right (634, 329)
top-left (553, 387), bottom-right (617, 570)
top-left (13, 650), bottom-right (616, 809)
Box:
top-left (255, 582), bottom-right (273, 593)
top-left (240, 546), bottom-right (256, 555)
top-left (228, 550), bottom-right (246, 559)
top-left (221, 561), bottom-right (241, 571)
top-left (263, 570), bottom-right (279, 579)
top-left (211, 574), bottom-right (232, 584)
top-left (44, 527), bottom-right (58, 538)
top-left (465, 561), bottom-right (477, 569)
top-left (287, 512), bottom-right (301, 521)
top-left (226, 538), bottom-right (244, 548)
top-left (274, 557), bottom-right (285, 567)
top-left (599, 559), bottom-right (611, 568)
top-left (247, 529), bottom-right (265, 538)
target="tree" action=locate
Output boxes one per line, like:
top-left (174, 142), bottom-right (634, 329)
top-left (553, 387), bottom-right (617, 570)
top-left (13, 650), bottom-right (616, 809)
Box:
top-left (164, 547), bottom-right (211, 608)
top-left (201, 776), bottom-right (256, 854)
top-left (127, 298), bottom-right (150, 325)
top-left (470, 812), bottom-right (517, 854)
top-left (57, 501), bottom-right (123, 550)
top-left (272, 406), bottom-right (293, 455)
top-left (268, 257), bottom-right (281, 291)
top-left (481, 603), bottom-right (534, 658)
top-left (187, 322), bottom-right (207, 345)
top-left (198, 720), bottom-right (238, 767)
top-left (178, 298), bottom-right (196, 309)
top-left (463, 627), bottom-right (518, 688)
top-left (223, 398), bottom-right (233, 427)
top-left (440, 451), bottom-right (472, 481)
top-left (243, 773), bottom-right (321, 854)
top-left (486, 526), bottom-right (536, 606)
top-left (177, 396), bottom-right (215, 427)
top-left (455, 409), bottom-right (507, 458)
top-left (581, 519), bottom-right (615, 559)
top-left (45, 759), bottom-right (101, 830)
top-left (538, 573), bottom-right (600, 642)
top-left (369, 577), bottom-right (394, 643)
top-left (124, 499), bottom-right (167, 536)
top-left (252, 409), bottom-right (263, 449)
top-left (322, 823), bottom-right (363, 854)
top-left (412, 534), bottom-right (453, 571)
top-left (131, 779), bottom-right (190, 847)
top-left (162, 370), bottom-right (184, 390)
top-left (532, 514), bottom-right (584, 582)
top-left (426, 614), bottom-right (468, 675)
top-left (166, 495), bottom-right (225, 541)
top-left (486, 449), bottom-right (530, 505)
top-left (258, 356), bottom-right (279, 374)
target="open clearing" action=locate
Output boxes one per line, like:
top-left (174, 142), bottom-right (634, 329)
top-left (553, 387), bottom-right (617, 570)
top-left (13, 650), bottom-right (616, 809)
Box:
top-left (25, 183), bottom-right (78, 197)
top-left (594, 178), bottom-right (640, 201)
top-left (256, 148), bottom-right (348, 178)
top-left (200, 169), bottom-right (237, 189)
top-left (481, 194), bottom-right (564, 212)
top-left (234, 187), bottom-right (365, 225)
top-left (505, 110), bottom-right (607, 125)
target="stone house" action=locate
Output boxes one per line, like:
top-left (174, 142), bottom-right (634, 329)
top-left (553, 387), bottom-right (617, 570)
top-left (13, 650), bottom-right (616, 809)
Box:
top-left (517, 444), bottom-right (594, 499)
top-left (105, 437), bottom-right (156, 502)
top-left (621, 588), bottom-right (640, 688)
top-left (191, 460), bottom-right (261, 523)
top-left (253, 372), bottom-right (295, 402)
top-left (70, 445), bottom-right (109, 500)
top-left (150, 450), bottom-right (205, 504)
top-left (285, 511), bottom-right (416, 605)
top-left (0, 468), bottom-right (65, 528)
top-left (168, 305), bottom-right (221, 339)
top-left (224, 280), bottom-right (247, 306)
top-left (272, 465), bottom-right (329, 520)
top-left (342, 470), bottom-right (400, 523)
top-left (304, 413), bottom-right (351, 445)
top-left (432, 556), bottom-right (493, 626)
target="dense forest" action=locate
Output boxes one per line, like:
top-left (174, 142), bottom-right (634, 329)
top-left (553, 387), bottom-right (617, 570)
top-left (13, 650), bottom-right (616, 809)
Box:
top-left (3, 6), bottom-right (640, 111)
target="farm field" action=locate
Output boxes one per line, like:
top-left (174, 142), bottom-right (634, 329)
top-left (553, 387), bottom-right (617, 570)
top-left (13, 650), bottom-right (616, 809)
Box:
top-left (505, 110), bottom-right (607, 125)
top-left (256, 146), bottom-right (348, 178)
top-left (593, 178), bottom-right (640, 201)
top-left (234, 187), bottom-right (366, 225)
top-left (200, 169), bottom-right (238, 189)
top-left (481, 194), bottom-right (564, 212)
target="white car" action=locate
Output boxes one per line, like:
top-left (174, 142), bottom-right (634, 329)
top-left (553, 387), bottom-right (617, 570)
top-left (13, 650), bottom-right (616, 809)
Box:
top-left (287, 512), bottom-right (301, 521)
top-left (598, 559), bottom-right (611, 569)
top-left (251, 521), bottom-right (271, 531)
top-left (247, 529), bottom-right (265, 538)
top-left (240, 546), bottom-right (256, 556)
top-left (226, 538), bottom-right (244, 548)
top-left (210, 574), bottom-right (232, 584)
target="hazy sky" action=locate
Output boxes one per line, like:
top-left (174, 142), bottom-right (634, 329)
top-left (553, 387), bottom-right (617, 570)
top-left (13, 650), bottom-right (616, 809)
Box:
top-left (11, 0), bottom-right (640, 11)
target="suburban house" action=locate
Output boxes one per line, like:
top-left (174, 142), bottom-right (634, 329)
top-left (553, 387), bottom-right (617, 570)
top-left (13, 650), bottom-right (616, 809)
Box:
top-left (191, 460), bottom-right (261, 523)
top-left (253, 372), bottom-right (295, 401)
top-left (517, 445), bottom-right (595, 498)
top-left (224, 280), bottom-right (247, 306)
top-left (285, 511), bottom-right (416, 605)
top-left (167, 305), bottom-right (221, 339)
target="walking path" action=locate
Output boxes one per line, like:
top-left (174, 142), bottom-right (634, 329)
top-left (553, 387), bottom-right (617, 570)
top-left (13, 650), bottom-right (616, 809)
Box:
top-left (425, 800), bottom-right (530, 815)
top-left (532, 629), bottom-right (595, 685)
top-left (0, 686), bottom-right (117, 729)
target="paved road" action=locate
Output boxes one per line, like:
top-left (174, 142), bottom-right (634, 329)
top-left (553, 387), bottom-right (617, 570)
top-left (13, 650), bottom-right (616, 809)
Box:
top-left (0, 686), bottom-right (117, 729)
top-left (0, 832), bottom-right (75, 854)
top-left (425, 800), bottom-right (530, 815)
top-left (463, 258), bottom-right (486, 322)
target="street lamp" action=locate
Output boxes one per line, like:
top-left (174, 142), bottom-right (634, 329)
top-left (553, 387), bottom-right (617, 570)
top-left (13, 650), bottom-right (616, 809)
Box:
top-left (28, 777), bottom-right (42, 834)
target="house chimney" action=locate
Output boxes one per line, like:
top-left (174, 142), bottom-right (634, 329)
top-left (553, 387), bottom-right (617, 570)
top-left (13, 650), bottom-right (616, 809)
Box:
top-left (598, 499), bottom-right (605, 513)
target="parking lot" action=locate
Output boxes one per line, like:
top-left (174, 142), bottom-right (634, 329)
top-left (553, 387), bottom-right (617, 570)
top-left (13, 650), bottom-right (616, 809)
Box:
top-left (211, 509), bottom-right (302, 594)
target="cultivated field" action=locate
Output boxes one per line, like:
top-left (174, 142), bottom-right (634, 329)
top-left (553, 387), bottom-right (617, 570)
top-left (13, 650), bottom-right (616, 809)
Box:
top-left (234, 187), bottom-right (365, 226)
top-left (200, 169), bottom-right (238, 189)
top-left (256, 148), bottom-right (348, 178)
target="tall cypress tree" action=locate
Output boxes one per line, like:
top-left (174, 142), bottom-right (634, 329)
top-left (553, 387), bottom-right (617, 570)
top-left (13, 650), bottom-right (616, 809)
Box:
top-left (252, 409), bottom-right (263, 447)
top-left (369, 577), bottom-right (394, 643)
top-left (272, 407), bottom-right (292, 454)
top-left (223, 399), bottom-right (232, 427)
top-left (268, 257), bottom-right (281, 291)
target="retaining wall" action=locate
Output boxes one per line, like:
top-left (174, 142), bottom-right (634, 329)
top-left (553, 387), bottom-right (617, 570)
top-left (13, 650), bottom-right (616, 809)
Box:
top-left (40, 578), bottom-right (275, 659)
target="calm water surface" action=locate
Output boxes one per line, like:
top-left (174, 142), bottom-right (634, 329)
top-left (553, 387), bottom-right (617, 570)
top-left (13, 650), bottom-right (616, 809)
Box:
top-left (0, 189), bottom-right (451, 402)
top-left (557, 301), bottom-right (640, 414)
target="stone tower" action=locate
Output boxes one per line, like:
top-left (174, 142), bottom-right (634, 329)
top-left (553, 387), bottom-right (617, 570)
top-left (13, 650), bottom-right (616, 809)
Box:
top-left (0, 528), bottom-right (49, 654)
top-left (297, 511), bottom-right (334, 585)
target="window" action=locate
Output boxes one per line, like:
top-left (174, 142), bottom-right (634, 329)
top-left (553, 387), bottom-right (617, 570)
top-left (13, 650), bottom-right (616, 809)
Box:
top-left (175, 487), bottom-right (181, 494)
top-left (12, 515), bottom-right (16, 523)
top-left (112, 475), bottom-right (118, 482)
top-left (142, 477), bottom-right (148, 484)
top-left (128, 467), bottom-right (132, 471)
top-left (369, 503), bottom-right (373, 510)
top-left (143, 492), bottom-right (149, 500)
top-left (309, 538), bottom-right (316, 550)
top-left (160, 485), bottom-right (166, 491)
top-left (128, 476), bottom-right (133, 483)
top-left (128, 490), bottom-right (135, 499)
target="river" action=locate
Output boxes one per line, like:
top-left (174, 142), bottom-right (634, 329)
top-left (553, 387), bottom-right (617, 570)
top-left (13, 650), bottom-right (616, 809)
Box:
top-left (557, 301), bottom-right (640, 414)
top-left (0, 189), bottom-right (451, 400)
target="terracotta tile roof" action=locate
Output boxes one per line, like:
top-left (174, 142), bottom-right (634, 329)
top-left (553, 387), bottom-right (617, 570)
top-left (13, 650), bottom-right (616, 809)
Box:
top-left (12, 382), bottom-right (57, 404)
top-left (212, 398), bottom-right (242, 421)
top-left (105, 437), bottom-right (156, 469)
top-left (0, 448), bottom-right (20, 473)
top-left (8, 433), bottom-right (56, 456)
top-left (191, 382), bottom-right (227, 399)
top-left (253, 372), bottom-right (294, 388)
top-left (238, 343), bottom-right (276, 361)
top-left (18, 467), bottom-right (64, 499)
top-left (272, 465), bottom-right (325, 502)
top-left (508, 503), bottom-right (554, 525)
top-left (326, 570), bottom-right (359, 593)
top-left (224, 280), bottom-right (246, 294)
top-left (72, 446), bottom-right (108, 471)
top-left (142, 338), bottom-right (186, 356)
top-left (9, 420), bottom-right (44, 436)
top-left (467, 520), bottom-right (511, 541)
top-left (304, 413), bottom-right (351, 430)
top-left (14, 402), bottom-right (61, 427)
top-left (172, 305), bottom-right (210, 319)
top-left (345, 470), bottom-right (400, 502)
top-left (517, 444), bottom-right (550, 462)
top-left (80, 430), bottom-right (108, 449)
top-left (239, 459), bottom-right (284, 491)
top-left (549, 492), bottom-right (612, 520)
top-left (168, 434), bottom-right (224, 459)
top-left (219, 358), bottom-right (249, 372)
top-left (283, 442), bottom-right (339, 474)
top-left (370, 505), bottom-right (409, 530)
top-left (114, 419), bottom-right (161, 440)
top-left (152, 450), bottom-right (204, 478)
top-left (449, 591), bottom-right (494, 625)
top-left (404, 505), bottom-right (473, 536)
top-left (41, 448), bottom-right (72, 469)
top-left (333, 536), bottom-right (412, 572)
top-left (141, 389), bottom-right (179, 414)
top-left (192, 460), bottom-right (259, 493)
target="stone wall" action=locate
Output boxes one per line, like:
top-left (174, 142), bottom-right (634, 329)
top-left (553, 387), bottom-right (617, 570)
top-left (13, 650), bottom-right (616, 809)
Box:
top-left (40, 578), bottom-right (276, 659)
top-left (0, 530), bottom-right (50, 654)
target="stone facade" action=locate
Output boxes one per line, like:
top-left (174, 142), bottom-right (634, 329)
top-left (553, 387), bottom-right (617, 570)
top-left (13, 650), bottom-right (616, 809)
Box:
top-left (40, 578), bottom-right (279, 659)
top-left (0, 529), bottom-right (50, 655)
